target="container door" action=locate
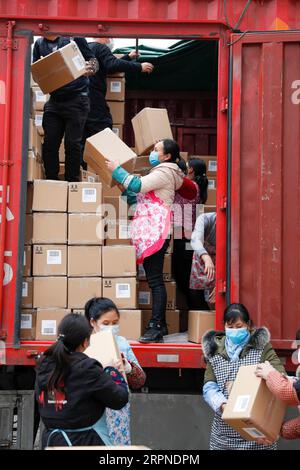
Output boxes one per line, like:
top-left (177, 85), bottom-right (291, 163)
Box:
top-left (229, 32), bottom-right (300, 348)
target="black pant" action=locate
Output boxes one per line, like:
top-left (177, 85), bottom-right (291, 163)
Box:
top-left (42, 95), bottom-right (90, 181)
top-left (143, 241), bottom-right (169, 325)
top-left (42, 427), bottom-right (104, 448)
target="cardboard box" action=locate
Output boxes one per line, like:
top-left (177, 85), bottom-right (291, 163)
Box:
top-left (222, 365), bottom-right (286, 442)
top-left (33, 277), bottom-right (67, 309)
top-left (23, 245), bottom-right (32, 277)
top-left (27, 152), bottom-right (41, 182)
top-left (138, 253), bottom-right (172, 281)
top-left (35, 309), bottom-right (71, 341)
top-left (112, 125), bottom-right (123, 141)
top-left (80, 169), bottom-right (100, 183)
top-left (142, 309), bottom-right (180, 335)
top-left (132, 108), bottom-right (173, 155)
top-left (68, 277), bottom-right (102, 309)
top-left (68, 214), bottom-right (104, 245)
top-left (180, 152), bottom-right (188, 161)
top-left (31, 87), bottom-right (49, 111)
top-left (68, 246), bottom-right (102, 277)
top-left (102, 246), bottom-right (136, 277)
top-left (188, 310), bottom-right (216, 343)
top-left (33, 111), bottom-right (44, 135)
top-left (134, 156), bottom-right (151, 173)
top-left (103, 196), bottom-right (129, 221)
top-left (25, 214), bottom-right (33, 245)
top-left (28, 118), bottom-right (34, 150)
top-left (20, 309), bottom-right (37, 341)
top-left (68, 182), bottom-right (102, 214)
top-left (58, 163), bottom-right (65, 181)
top-left (85, 330), bottom-right (126, 379)
top-left (196, 156), bottom-right (217, 177)
top-left (33, 127), bottom-right (43, 157)
top-left (22, 277), bottom-right (33, 308)
top-left (206, 188), bottom-right (216, 206)
top-left (208, 177), bottom-right (217, 190)
top-left (31, 42), bottom-right (86, 94)
top-left (103, 278), bottom-right (137, 309)
top-left (26, 183), bottom-right (33, 214)
top-left (106, 77), bottom-right (125, 101)
top-left (204, 205), bottom-right (216, 214)
top-left (33, 245), bottom-right (67, 276)
top-left (119, 310), bottom-right (142, 341)
top-left (138, 280), bottom-right (176, 310)
top-left (32, 180), bottom-right (68, 212)
top-left (105, 220), bottom-right (132, 246)
top-left (97, 174), bottom-right (121, 197)
top-left (33, 213), bottom-right (68, 244)
top-left (84, 128), bottom-right (136, 187)
top-left (59, 140), bottom-right (65, 162)
top-left (107, 101), bottom-right (125, 125)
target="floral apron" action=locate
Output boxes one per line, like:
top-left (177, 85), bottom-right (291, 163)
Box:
top-left (189, 241), bottom-right (216, 290)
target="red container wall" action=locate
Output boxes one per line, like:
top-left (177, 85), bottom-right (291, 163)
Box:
top-left (231, 32), bottom-right (300, 349)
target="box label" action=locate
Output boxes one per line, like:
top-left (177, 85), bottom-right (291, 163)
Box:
top-left (112, 127), bottom-right (120, 137)
top-left (87, 175), bottom-right (96, 182)
top-left (41, 320), bottom-right (57, 336)
top-left (72, 55), bottom-right (85, 71)
top-left (35, 91), bottom-right (47, 103)
top-left (21, 314), bottom-right (32, 329)
top-left (208, 179), bottom-right (216, 189)
top-left (233, 395), bottom-right (251, 413)
top-left (23, 250), bottom-right (26, 266)
top-left (119, 224), bottom-right (130, 239)
top-left (22, 282), bottom-right (28, 298)
top-left (208, 160), bottom-right (217, 172)
top-left (82, 188), bottom-right (97, 203)
top-left (139, 291), bottom-right (151, 305)
top-left (242, 427), bottom-right (266, 439)
top-left (116, 283), bottom-right (131, 299)
top-left (47, 250), bottom-right (62, 265)
top-left (110, 81), bottom-right (122, 93)
top-left (35, 114), bottom-right (43, 127)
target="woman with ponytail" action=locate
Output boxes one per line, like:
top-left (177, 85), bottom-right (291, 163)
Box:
top-left (106, 139), bottom-right (195, 343)
top-left (35, 313), bottom-right (128, 448)
top-left (172, 158), bottom-right (208, 309)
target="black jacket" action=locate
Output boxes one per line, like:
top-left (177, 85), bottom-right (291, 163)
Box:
top-left (32, 37), bottom-right (95, 101)
top-left (35, 352), bottom-right (128, 430)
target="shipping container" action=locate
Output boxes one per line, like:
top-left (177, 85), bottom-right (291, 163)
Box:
top-left (0, 0), bottom-right (300, 374)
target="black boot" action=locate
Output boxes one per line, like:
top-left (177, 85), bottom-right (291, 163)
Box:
top-left (139, 321), bottom-right (164, 343)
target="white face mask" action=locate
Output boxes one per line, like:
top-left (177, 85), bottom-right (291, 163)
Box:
top-left (99, 324), bottom-right (119, 336)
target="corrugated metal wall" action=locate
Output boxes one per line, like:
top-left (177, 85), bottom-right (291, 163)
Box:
top-left (231, 33), bottom-right (300, 346)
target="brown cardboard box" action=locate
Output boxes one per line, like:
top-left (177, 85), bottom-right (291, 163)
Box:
top-left (68, 182), bottom-right (102, 214)
top-left (28, 118), bottom-right (34, 150)
top-left (33, 127), bottom-right (43, 157)
top-left (103, 278), bottom-right (137, 309)
top-left (106, 77), bottom-right (125, 101)
top-left (142, 309), bottom-right (180, 335)
top-left (138, 253), bottom-right (172, 281)
top-left (58, 163), bottom-right (65, 180)
top-left (208, 176), bottom-right (217, 190)
top-left (204, 205), bottom-right (216, 214)
top-left (23, 245), bottom-right (32, 277)
top-left (138, 280), bottom-right (176, 310)
top-left (188, 310), bottom-right (216, 343)
top-left (33, 245), bottom-right (67, 276)
top-left (206, 188), bottom-right (216, 206)
top-left (72, 310), bottom-right (85, 315)
top-left (105, 220), bottom-right (131, 246)
top-left (222, 365), bottom-right (286, 442)
top-left (59, 140), bottom-right (65, 162)
top-left (26, 183), bottom-right (33, 214)
top-left (80, 169), bottom-right (100, 183)
top-left (112, 125), bottom-right (123, 141)
top-left (102, 246), bottom-right (136, 277)
top-left (27, 152), bottom-right (40, 182)
top-left (119, 310), bottom-right (142, 341)
top-left (33, 277), bottom-right (67, 309)
top-left (33, 213), bottom-right (68, 244)
top-left (31, 42), bottom-right (86, 94)
top-left (134, 155), bottom-right (151, 173)
top-left (68, 278), bottom-right (102, 309)
top-left (20, 309), bottom-right (37, 341)
top-left (84, 128), bottom-right (136, 187)
top-left (22, 277), bottom-right (33, 308)
top-left (33, 180), bottom-right (68, 212)
top-left (107, 101), bottom-right (125, 125)
top-left (31, 87), bottom-right (49, 111)
top-left (25, 214), bottom-right (33, 245)
top-left (97, 175), bottom-right (121, 197)
top-left (35, 309), bottom-right (71, 341)
top-left (85, 330), bottom-right (126, 379)
top-left (180, 152), bottom-right (188, 161)
top-left (68, 214), bottom-right (104, 245)
top-left (103, 196), bottom-right (129, 221)
top-left (132, 108), bottom-right (173, 155)
top-left (196, 156), bottom-right (217, 176)
top-left (68, 246), bottom-right (102, 277)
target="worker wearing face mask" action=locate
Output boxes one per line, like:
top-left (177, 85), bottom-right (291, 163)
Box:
top-left (85, 297), bottom-right (146, 446)
top-left (202, 303), bottom-right (286, 450)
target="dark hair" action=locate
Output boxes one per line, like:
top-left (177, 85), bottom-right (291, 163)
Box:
top-left (296, 329), bottom-right (300, 341)
top-left (85, 297), bottom-right (120, 322)
top-left (188, 158), bottom-right (208, 204)
top-left (162, 139), bottom-right (185, 169)
top-left (223, 303), bottom-right (251, 326)
top-left (38, 313), bottom-right (92, 393)
top-left (177, 159), bottom-right (187, 175)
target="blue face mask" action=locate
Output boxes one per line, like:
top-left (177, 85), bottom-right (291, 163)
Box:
top-left (225, 327), bottom-right (249, 345)
top-left (99, 324), bottom-right (120, 337)
top-left (149, 150), bottom-right (160, 167)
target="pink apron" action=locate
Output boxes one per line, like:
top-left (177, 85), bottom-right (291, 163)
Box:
top-left (189, 241), bottom-right (216, 290)
top-left (130, 191), bottom-right (172, 265)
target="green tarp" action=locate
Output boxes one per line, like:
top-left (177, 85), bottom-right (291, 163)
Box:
top-left (114, 40), bottom-right (218, 92)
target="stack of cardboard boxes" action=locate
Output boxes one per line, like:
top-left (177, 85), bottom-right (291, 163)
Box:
top-left (28, 80), bottom-right (46, 182)
top-left (107, 70), bottom-right (125, 140)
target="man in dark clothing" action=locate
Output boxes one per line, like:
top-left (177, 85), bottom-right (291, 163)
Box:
top-left (32, 36), bottom-right (99, 182)
top-left (82, 39), bottom-right (153, 168)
